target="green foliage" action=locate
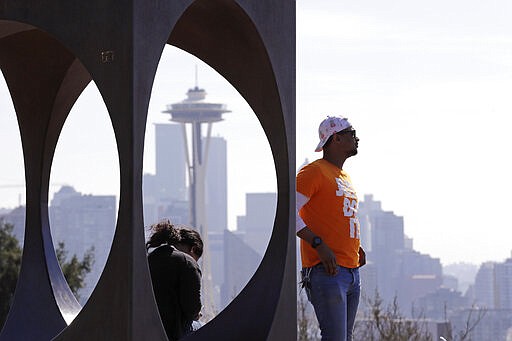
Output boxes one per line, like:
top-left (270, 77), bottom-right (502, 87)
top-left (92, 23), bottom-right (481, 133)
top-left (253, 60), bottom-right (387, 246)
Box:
top-left (0, 220), bottom-right (22, 328)
top-left (0, 220), bottom-right (94, 328)
top-left (55, 242), bottom-right (94, 299)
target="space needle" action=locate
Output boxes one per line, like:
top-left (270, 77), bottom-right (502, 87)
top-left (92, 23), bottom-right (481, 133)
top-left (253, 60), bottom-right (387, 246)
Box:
top-left (162, 80), bottom-right (230, 318)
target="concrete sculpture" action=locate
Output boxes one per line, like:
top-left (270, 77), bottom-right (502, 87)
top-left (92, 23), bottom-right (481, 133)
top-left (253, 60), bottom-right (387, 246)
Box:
top-left (0, 1), bottom-right (295, 339)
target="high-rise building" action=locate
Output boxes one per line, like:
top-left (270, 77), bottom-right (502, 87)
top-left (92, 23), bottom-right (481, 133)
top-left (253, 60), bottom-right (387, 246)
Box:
top-left (205, 136), bottom-right (227, 233)
top-left (236, 192), bottom-right (277, 257)
top-left (458, 257), bottom-right (512, 339)
top-left (49, 186), bottom-right (116, 303)
top-left (450, 308), bottom-right (512, 341)
top-left (143, 123), bottom-right (188, 228)
top-left (358, 194), bottom-right (443, 314)
top-left (396, 249), bottom-right (443, 308)
top-left (494, 256), bottom-right (512, 309)
top-left (473, 254), bottom-right (512, 310)
top-left (359, 261), bottom-right (378, 299)
top-left (416, 287), bottom-right (468, 320)
top-left (473, 262), bottom-right (496, 308)
top-left (217, 192), bottom-right (276, 308)
top-left (221, 229), bottom-right (261, 309)
top-left (204, 136), bottom-right (228, 310)
top-left (144, 129), bottom-right (228, 232)
top-left (359, 194), bottom-right (405, 303)
top-left (358, 194), bottom-right (380, 251)
top-left (207, 231), bottom-right (224, 310)
top-left (154, 123), bottom-right (187, 202)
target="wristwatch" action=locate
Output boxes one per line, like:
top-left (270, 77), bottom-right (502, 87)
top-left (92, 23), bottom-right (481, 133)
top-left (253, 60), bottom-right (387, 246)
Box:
top-left (311, 236), bottom-right (323, 249)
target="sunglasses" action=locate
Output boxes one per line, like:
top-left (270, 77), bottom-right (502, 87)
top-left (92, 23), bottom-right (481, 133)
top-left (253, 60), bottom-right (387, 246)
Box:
top-left (337, 129), bottom-right (357, 138)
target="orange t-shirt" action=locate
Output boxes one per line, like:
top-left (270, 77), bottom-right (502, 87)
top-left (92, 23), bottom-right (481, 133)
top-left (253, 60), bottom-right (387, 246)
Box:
top-left (297, 159), bottom-right (360, 268)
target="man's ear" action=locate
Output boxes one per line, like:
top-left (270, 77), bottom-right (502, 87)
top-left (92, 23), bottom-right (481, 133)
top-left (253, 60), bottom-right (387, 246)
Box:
top-left (332, 133), bottom-right (341, 143)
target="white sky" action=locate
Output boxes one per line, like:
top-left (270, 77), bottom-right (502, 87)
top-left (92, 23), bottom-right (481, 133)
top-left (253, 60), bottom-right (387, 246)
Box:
top-left (1, 0), bottom-right (512, 265)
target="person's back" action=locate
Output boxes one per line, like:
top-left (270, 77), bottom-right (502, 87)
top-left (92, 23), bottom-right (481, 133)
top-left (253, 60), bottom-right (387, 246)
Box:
top-left (148, 244), bottom-right (202, 340)
top-left (146, 221), bottom-right (204, 341)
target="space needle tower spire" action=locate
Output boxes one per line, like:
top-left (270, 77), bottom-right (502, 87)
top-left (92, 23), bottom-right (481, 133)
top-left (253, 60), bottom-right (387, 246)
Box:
top-left (162, 76), bottom-right (230, 319)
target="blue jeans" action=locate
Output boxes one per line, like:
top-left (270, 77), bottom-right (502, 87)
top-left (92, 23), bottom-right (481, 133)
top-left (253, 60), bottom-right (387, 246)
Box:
top-left (303, 265), bottom-right (360, 341)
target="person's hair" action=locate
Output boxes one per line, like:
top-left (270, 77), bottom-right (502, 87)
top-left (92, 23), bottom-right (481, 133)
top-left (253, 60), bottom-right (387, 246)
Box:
top-left (177, 228), bottom-right (203, 258)
top-left (145, 220), bottom-right (180, 250)
top-left (145, 220), bottom-right (204, 259)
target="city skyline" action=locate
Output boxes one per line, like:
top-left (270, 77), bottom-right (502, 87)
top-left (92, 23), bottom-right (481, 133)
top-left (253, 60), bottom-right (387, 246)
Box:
top-left (1, 0), bottom-right (512, 266)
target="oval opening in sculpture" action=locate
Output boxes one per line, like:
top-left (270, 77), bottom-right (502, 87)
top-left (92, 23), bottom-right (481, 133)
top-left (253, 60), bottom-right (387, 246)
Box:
top-left (0, 70), bottom-right (26, 326)
top-left (143, 45), bottom-right (278, 329)
top-left (49, 81), bottom-right (119, 307)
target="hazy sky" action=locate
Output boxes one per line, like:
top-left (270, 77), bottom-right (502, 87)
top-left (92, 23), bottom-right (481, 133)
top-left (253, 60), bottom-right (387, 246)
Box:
top-left (1, 0), bottom-right (512, 265)
top-left (297, 0), bottom-right (512, 265)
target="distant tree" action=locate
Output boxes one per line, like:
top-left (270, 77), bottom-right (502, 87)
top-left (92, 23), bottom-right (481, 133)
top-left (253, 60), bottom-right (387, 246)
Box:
top-left (0, 220), bottom-right (22, 328)
top-left (55, 242), bottom-right (94, 299)
top-left (353, 290), bottom-right (487, 341)
top-left (441, 303), bottom-right (486, 341)
top-left (0, 220), bottom-right (94, 328)
top-left (354, 291), bottom-right (433, 341)
top-left (297, 292), bottom-right (319, 341)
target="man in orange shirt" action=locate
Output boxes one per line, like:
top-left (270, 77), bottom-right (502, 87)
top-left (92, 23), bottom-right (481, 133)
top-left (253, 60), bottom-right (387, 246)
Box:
top-left (296, 115), bottom-right (365, 341)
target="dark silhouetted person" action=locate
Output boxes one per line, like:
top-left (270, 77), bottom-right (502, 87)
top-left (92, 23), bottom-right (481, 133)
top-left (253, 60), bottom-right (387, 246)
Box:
top-left (146, 221), bottom-right (203, 340)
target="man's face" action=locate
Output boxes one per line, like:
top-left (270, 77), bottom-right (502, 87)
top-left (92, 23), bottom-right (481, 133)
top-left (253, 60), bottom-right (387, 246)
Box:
top-left (336, 127), bottom-right (359, 157)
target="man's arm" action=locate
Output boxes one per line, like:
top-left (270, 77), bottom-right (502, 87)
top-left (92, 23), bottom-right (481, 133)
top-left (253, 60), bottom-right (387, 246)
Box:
top-left (296, 192), bottom-right (338, 275)
top-left (296, 227), bottom-right (338, 275)
top-left (358, 246), bottom-right (366, 267)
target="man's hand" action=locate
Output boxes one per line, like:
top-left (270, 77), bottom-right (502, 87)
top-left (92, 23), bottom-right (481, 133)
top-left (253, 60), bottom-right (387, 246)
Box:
top-left (316, 243), bottom-right (338, 275)
top-left (297, 226), bottom-right (338, 275)
top-left (358, 246), bottom-right (366, 267)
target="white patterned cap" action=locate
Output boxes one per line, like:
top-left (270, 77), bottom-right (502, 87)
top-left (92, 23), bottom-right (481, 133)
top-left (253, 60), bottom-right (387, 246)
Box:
top-left (315, 116), bottom-right (352, 152)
